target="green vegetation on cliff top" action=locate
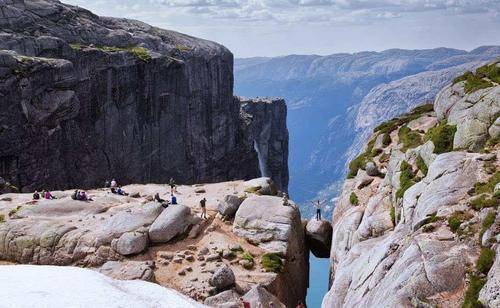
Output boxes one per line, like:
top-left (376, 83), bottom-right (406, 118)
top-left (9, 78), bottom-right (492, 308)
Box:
top-left (453, 61), bottom-right (499, 93)
top-left (70, 44), bottom-right (151, 61)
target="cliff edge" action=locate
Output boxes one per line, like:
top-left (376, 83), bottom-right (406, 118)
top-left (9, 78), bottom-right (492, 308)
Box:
top-left (0, 0), bottom-right (288, 192)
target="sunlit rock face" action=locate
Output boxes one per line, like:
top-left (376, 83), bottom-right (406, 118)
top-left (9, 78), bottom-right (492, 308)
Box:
top-left (322, 72), bottom-right (499, 307)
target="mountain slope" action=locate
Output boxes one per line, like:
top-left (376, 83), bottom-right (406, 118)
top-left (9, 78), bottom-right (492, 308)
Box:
top-left (235, 47), bottom-right (500, 216)
top-left (322, 63), bottom-right (499, 307)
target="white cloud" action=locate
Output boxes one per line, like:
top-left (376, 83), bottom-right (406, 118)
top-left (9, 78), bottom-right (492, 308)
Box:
top-left (62, 0), bottom-right (500, 57)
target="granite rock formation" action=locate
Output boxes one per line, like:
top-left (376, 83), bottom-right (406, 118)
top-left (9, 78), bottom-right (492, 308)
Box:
top-left (0, 0), bottom-right (288, 193)
top-left (322, 64), bottom-right (499, 307)
top-left (0, 180), bottom-right (307, 306)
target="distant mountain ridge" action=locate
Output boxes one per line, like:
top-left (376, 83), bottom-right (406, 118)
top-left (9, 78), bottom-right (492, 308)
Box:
top-left (234, 46), bottom-right (500, 216)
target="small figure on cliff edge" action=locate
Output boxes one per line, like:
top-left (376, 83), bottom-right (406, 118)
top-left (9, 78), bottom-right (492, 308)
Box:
top-left (171, 194), bottom-right (177, 205)
top-left (200, 197), bottom-right (207, 219)
top-left (310, 199), bottom-right (325, 220)
top-left (169, 178), bottom-right (176, 194)
top-left (282, 193), bottom-right (290, 206)
top-left (33, 191), bottom-right (40, 200)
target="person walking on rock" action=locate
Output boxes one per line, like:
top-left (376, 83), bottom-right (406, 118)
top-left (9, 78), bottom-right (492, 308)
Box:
top-left (169, 178), bottom-right (176, 194)
top-left (200, 197), bottom-right (207, 219)
top-left (310, 199), bottom-right (325, 220)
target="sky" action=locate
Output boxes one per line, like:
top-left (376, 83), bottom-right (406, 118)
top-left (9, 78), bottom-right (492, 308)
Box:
top-left (62, 0), bottom-right (500, 58)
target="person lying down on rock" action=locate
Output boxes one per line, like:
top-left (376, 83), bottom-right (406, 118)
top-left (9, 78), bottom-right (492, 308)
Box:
top-left (111, 187), bottom-right (128, 196)
top-left (154, 192), bottom-right (170, 208)
top-left (71, 190), bottom-right (92, 201)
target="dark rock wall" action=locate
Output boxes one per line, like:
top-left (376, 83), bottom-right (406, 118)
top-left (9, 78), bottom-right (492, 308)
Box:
top-left (0, 0), bottom-right (288, 192)
top-left (239, 97), bottom-right (289, 191)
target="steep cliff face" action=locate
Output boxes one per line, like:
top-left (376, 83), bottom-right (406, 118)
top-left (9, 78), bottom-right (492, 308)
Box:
top-left (238, 97), bottom-right (289, 191)
top-left (0, 0), bottom-right (288, 192)
top-left (235, 47), bottom-right (500, 211)
top-left (323, 62), bottom-right (499, 307)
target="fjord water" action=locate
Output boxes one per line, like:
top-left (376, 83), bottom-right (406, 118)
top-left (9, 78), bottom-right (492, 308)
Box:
top-left (307, 255), bottom-right (330, 307)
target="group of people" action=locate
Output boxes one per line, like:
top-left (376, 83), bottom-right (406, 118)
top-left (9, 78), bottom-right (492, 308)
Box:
top-left (32, 190), bottom-right (55, 200)
top-left (71, 190), bottom-right (90, 201)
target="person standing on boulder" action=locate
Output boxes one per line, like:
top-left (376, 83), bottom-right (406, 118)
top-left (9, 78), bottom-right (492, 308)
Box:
top-left (169, 178), bottom-right (176, 194)
top-left (310, 199), bottom-right (324, 220)
top-left (200, 197), bottom-right (207, 219)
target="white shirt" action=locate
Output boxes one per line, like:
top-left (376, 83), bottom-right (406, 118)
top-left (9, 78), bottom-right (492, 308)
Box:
top-left (110, 180), bottom-right (117, 188)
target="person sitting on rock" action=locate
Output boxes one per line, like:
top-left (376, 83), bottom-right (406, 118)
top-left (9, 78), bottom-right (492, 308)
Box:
top-left (110, 179), bottom-right (117, 188)
top-left (200, 197), bottom-right (207, 219)
top-left (71, 190), bottom-right (79, 200)
top-left (171, 194), bottom-right (177, 205)
top-left (282, 193), bottom-right (290, 206)
top-left (154, 192), bottom-right (165, 203)
top-left (116, 187), bottom-right (127, 196)
top-left (44, 190), bottom-right (55, 200)
top-left (310, 199), bottom-right (325, 220)
top-left (33, 191), bottom-right (40, 200)
top-left (169, 178), bottom-right (176, 194)
top-left (78, 191), bottom-right (88, 201)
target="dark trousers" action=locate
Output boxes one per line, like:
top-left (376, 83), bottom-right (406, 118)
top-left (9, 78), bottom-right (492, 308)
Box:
top-left (316, 209), bottom-right (321, 220)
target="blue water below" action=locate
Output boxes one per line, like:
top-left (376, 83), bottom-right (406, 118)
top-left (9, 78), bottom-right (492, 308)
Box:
top-left (306, 255), bottom-right (330, 308)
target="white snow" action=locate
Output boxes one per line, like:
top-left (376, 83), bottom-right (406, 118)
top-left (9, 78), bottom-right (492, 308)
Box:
top-left (0, 265), bottom-right (206, 308)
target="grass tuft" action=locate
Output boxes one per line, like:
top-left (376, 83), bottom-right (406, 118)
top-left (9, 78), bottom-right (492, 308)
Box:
top-left (461, 274), bottom-right (486, 308)
top-left (424, 121), bottom-right (457, 154)
top-left (349, 192), bottom-right (359, 206)
top-left (398, 126), bottom-right (423, 152)
top-left (476, 247), bottom-right (495, 275)
top-left (416, 155), bottom-right (428, 176)
top-left (480, 211), bottom-right (496, 240)
top-left (382, 133), bottom-right (392, 147)
top-left (261, 253), bottom-right (283, 273)
top-left (396, 161), bottom-right (420, 199)
top-left (469, 194), bottom-right (498, 211)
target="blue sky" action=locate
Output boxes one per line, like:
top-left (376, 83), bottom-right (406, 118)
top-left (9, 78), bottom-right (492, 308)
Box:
top-left (63, 0), bottom-right (500, 57)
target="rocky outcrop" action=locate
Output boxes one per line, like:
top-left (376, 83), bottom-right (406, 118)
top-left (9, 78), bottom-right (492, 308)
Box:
top-left (0, 0), bottom-right (288, 193)
top-left (217, 194), bottom-right (243, 217)
top-left (0, 180), bottom-right (308, 306)
top-left (434, 65), bottom-right (500, 151)
top-left (148, 205), bottom-right (193, 243)
top-left (305, 219), bottom-right (332, 258)
top-left (323, 67), bottom-right (499, 307)
top-left (98, 260), bottom-right (155, 281)
top-left (233, 195), bottom-right (309, 307)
